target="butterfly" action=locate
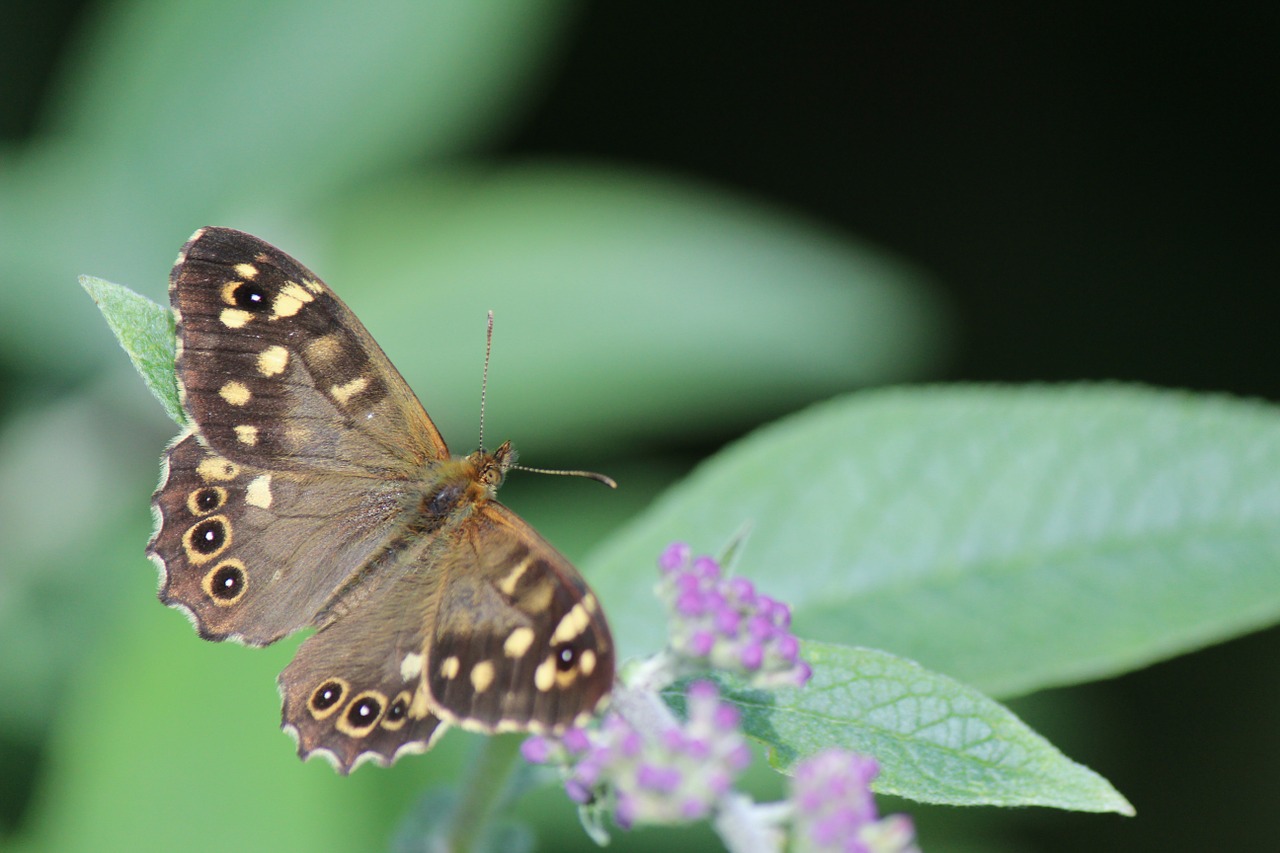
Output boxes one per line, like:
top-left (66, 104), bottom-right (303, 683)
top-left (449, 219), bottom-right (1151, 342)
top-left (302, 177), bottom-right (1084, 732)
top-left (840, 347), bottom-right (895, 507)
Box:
top-left (147, 227), bottom-right (615, 772)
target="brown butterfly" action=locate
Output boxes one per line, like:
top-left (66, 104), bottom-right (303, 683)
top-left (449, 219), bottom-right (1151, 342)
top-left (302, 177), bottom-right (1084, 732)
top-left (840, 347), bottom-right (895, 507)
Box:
top-left (147, 227), bottom-right (615, 772)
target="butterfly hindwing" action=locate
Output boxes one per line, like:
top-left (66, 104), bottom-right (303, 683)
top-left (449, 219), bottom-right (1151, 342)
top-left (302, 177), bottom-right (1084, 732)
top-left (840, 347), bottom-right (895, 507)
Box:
top-left (279, 562), bottom-right (448, 772)
top-left (426, 503), bottom-right (615, 733)
top-left (148, 431), bottom-right (414, 645)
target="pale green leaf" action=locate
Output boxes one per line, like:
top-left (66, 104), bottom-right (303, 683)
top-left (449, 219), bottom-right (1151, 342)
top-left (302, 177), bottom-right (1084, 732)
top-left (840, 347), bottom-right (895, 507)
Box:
top-left (589, 385), bottom-right (1280, 697)
top-left (79, 275), bottom-right (181, 424)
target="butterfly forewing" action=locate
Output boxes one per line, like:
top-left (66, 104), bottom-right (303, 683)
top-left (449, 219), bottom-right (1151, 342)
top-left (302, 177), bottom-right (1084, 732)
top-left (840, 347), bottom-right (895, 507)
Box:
top-left (169, 227), bottom-right (447, 475)
top-left (149, 227), bottom-right (615, 772)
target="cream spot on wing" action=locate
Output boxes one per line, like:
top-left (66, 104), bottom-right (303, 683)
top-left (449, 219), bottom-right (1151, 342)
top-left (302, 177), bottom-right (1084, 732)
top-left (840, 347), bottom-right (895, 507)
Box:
top-left (219, 380), bottom-right (251, 406)
top-left (550, 602), bottom-right (591, 644)
top-left (583, 593), bottom-right (599, 614)
top-left (271, 281), bottom-right (315, 318)
top-left (400, 652), bottom-right (425, 681)
top-left (503, 627), bottom-right (535, 659)
top-left (470, 661), bottom-right (495, 693)
top-left (234, 262), bottom-right (259, 280)
top-left (522, 581), bottom-right (555, 614)
top-left (245, 474), bottom-right (273, 509)
top-left (283, 425), bottom-right (310, 446)
top-left (579, 649), bottom-right (597, 676)
top-left (234, 425), bottom-right (259, 446)
top-left (220, 280), bottom-right (242, 306)
top-left (257, 345), bottom-right (289, 377)
top-left (534, 656), bottom-right (557, 692)
top-left (196, 456), bottom-right (240, 482)
top-left (440, 656), bottom-right (460, 680)
top-left (220, 308), bottom-right (252, 328)
top-left (302, 278), bottom-right (324, 293)
top-left (330, 375), bottom-right (369, 405)
top-left (408, 687), bottom-right (432, 719)
top-left (497, 555), bottom-right (534, 596)
top-left (305, 333), bottom-right (343, 366)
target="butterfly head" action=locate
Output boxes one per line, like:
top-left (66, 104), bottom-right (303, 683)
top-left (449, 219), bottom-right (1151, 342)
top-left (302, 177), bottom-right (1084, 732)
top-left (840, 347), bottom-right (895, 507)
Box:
top-left (468, 440), bottom-right (516, 492)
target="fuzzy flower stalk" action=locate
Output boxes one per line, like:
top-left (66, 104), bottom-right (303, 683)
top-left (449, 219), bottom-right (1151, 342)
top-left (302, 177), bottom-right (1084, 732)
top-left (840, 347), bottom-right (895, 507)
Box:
top-left (521, 544), bottom-right (919, 852)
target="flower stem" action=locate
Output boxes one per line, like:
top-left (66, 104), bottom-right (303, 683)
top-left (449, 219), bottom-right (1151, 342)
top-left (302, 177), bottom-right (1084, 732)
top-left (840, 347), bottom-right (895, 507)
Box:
top-left (445, 733), bottom-right (524, 853)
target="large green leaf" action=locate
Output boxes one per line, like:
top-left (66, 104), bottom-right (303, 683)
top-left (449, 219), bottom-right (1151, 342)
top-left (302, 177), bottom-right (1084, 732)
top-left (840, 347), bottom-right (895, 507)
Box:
top-left (49, 0), bottom-right (574, 207)
top-left (310, 166), bottom-right (950, 450)
top-left (587, 385), bottom-right (1280, 697)
top-left (675, 642), bottom-right (1132, 814)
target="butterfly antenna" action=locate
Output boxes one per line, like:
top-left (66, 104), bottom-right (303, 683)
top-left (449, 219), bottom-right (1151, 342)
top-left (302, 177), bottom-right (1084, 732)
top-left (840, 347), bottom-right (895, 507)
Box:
top-left (481, 311), bottom-right (616, 489)
top-left (478, 311), bottom-right (494, 451)
top-left (511, 463), bottom-right (618, 489)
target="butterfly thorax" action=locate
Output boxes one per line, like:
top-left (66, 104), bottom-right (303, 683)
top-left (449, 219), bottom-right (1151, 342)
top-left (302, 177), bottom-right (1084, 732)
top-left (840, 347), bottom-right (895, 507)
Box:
top-left (408, 441), bottom-right (515, 533)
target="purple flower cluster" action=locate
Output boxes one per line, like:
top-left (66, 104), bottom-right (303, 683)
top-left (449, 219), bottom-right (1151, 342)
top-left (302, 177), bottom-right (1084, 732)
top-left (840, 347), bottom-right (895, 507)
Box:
top-left (658, 542), bottom-right (812, 687)
top-left (522, 681), bottom-right (752, 829)
top-left (789, 750), bottom-right (919, 853)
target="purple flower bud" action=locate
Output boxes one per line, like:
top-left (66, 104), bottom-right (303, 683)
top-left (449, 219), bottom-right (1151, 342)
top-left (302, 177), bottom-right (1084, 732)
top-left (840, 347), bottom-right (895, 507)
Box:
top-left (740, 641), bottom-right (764, 670)
top-left (692, 556), bottom-right (721, 580)
top-left (681, 797), bottom-right (709, 819)
top-left (796, 661), bottom-right (814, 685)
top-left (712, 702), bottom-right (741, 730)
top-left (636, 762), bottom-right (683, 793)
top-left (520, 736), bottom-right (552, 764)
top-left (618, 729), bottom-right (644, 758)
top-left (676, 589), bottom-right (706, 616)
top-left (564, 777), bottom-right (594, 803)
top-left (615, 793), bottom-right (637, 829)
top-left (789, 749), bottom-right (916, 853)
top-left (686, 680), bottom-right (720, 704)
top-left (747, 614), bottom-right (775, 641)
top-left (726, 576), bottom-right (756, 604)
top-left (660, 542), bottom-right (691, 571)
top-left (562, 727), bottom-right (591, 753)
top-left (688, 629), bottom-right (715, 656)
top-left (714, 606), bottom-right (741, 636)
top-left (775, 633), bottom-right (800, 663)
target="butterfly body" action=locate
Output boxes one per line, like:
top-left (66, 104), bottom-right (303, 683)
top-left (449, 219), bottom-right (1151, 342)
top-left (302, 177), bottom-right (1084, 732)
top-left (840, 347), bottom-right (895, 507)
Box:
top-left (147, 227), bottom-right (614, 772)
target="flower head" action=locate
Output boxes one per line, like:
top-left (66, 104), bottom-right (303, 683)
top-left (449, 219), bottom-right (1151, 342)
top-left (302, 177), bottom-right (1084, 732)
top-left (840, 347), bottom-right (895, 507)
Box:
top-left (789, 749), bottom-right (920, 853)
top-left (658, 542), bottom-right (811, 687)
top-left (523, 681), bottom-right (751, 829)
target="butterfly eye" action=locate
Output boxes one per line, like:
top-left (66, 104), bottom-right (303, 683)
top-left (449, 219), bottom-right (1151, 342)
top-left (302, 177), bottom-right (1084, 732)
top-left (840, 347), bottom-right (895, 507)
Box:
top-left (232, 281), bottom-right (271, 312)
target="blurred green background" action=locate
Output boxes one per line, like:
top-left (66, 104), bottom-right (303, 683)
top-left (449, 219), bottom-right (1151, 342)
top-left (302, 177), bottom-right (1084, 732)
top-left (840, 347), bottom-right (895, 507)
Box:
top-left (1, 3), bottom-right (1275, 851)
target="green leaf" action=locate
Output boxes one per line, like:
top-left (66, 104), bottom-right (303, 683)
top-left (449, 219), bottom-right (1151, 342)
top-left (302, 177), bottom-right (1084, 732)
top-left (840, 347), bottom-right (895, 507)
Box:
top-left (698, 641), bottom-right (1133, 814)
top-left (80, 275), bottom-right (182, 425)
top-left (49, 0), bottom-right (576, 209)
top-left (587, 384), bottom-right (1280, 697)
top-left (312, 165), bottom-right (950, 451)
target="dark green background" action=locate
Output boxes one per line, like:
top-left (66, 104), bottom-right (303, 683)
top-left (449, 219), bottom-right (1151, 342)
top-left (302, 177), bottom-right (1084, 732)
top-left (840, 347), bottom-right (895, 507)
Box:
top-left (2, 4), bottom-right (1275, 851)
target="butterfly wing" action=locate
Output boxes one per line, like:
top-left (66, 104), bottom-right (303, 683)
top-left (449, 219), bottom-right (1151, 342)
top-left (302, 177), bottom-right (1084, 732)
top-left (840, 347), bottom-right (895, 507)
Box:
top-left (169, 226), bottom-right (447, 474)
top-left (151, 227), bottom-right (447, 643)
top-left (278, 499), bottom-right (614, 772)
top-left (425, 502), bottom-right (615, 733)
top-left (148, 432), bottom-right (414, 645)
